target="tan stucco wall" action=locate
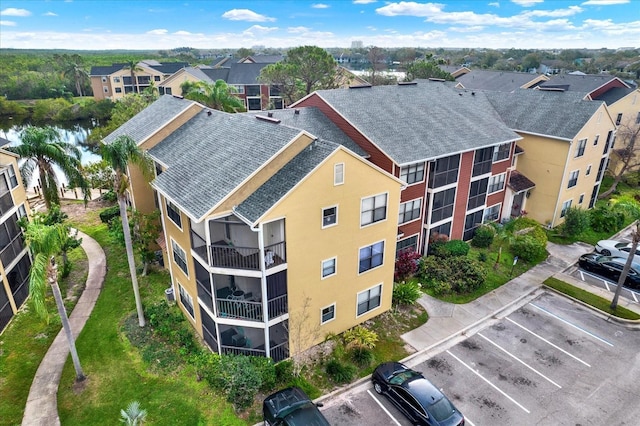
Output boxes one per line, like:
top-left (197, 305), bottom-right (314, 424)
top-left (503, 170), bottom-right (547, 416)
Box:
top-left (262, 148), bottom-right (402, 348)
top-left (606, 89), bottom-right (640, 176)
top-left (158, 70), bottom-right (202, 97)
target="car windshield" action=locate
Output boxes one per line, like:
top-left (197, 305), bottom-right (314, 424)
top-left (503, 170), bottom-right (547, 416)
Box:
top-left (283, 403), bottom-right (330, 426)
top-left (389, 370), bottom-right (421, 385)
top-left (429, 396), bottom-right (455, 422)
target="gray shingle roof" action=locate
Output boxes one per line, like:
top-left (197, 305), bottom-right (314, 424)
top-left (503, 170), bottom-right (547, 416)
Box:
top-left (311, 81), bottom-right (520, 165)
top-left (593, 86), bottom-right (636, 105)
top-left (201, 67), bottom-right (230, 82)
top-left (150, 62), bottom-right (189, 74)
top-left (149, 109), bottom-right (303, 220)
top-left (103, 95), bottom-right (196, 145)
top-left (539, 74), bottom-right (628, 95)
top-left (485, 89), bottom-right (602, 140)
top-left (247, 108), bottom-right (367, 157)
top-left (456, 70), bottom-right (543, 92)
top-left (235, 140), bottom-right (338, 223)
top-left (90, 64), bottom-right (126, 76)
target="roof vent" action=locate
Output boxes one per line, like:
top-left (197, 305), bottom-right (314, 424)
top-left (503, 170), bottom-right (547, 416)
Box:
top-left (428, 78), bottom-right (445, 82)
top-left (471, 91), bottom-right (475, 96)
top-left (255, 115), bottom-right (281, 124)
top-left (294, 109), bottom-right (300, 115)
top-left (267, 112), bottom-right (273, 118)
top-left (206, 110), bottom-right (212, 116)
top-left (459, 93), bottom-right (463, 96)
top-left (349, 84), bottom-right (372, 89)
top-left (538, 87), bottom-right (565, 92)
top-left (398, 81), bottom-right (417, 86)
top-left (172, 95), bottom-right (184, 99)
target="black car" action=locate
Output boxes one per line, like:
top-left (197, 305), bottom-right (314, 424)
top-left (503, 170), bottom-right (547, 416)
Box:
top-left (263, 386), bottom-right (330, 426)
top-left (578, 253), bottom-right (640, 289)
top-left (372, 362), bottom-right (465, 426)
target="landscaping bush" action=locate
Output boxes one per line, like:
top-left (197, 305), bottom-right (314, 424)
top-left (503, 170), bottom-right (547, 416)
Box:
top-left (392, 281), bottom-right (422, 306)
top-left (99, 205), bottom-right (120, 223)
top-left (478, 251), bottom-right (488, 262)
top-left (511, 235), bottom-right (546, 262)
top-left (101, 190), bottom-right (117, 203)
top-left (325, 359), bottom-right (356, 384)
top-left (394, 248), bottom-right (421, 281)
top-left (590, 206), bottom-right (625, 233)
top-left (427, 232), bottom-right (449, 255)
top-left (342, 325), bottom-right (378, 349)
top-left (224, 356), bottom-right (263, 410)
top-left (435, 239), bottom-right (470, 257)
top-left (250, 356), bottom-right (277, 391)
top-left (511, 217), bottom-right (548, 245)
top-left (471, 224), bottom-right (495, 248)
top-left (562, 207), bottom-right (590, 237)
top-left (419, 256), bottom-right (486, 295)
top-left (349, 347), bottom-right (374, 367)
top-left (275, 359), bottom-right (295, 384)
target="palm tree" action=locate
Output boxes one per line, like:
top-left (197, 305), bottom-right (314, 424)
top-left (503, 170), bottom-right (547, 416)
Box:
top-left (120, 401), bottom-right (147, 425)
top-left (101, 135), bottom-right (152, 327)
top-left (123, 60), bottom-right (143, 94)
top-left (7, 126), bottom-right (90, 209)
top-left (609, 197), bottom-right (640, 309)
top-left (25, 221), bottom-right (85, 382)
top-left (62, 55), bottom-right (89, 97)
top-left (180, 80), bottom-right (246, 112)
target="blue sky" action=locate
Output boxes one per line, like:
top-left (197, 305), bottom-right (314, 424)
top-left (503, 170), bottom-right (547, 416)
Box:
top-left (0, 1), bottom-right (638, 50)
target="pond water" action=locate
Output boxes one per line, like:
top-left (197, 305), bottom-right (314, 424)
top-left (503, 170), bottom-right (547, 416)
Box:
top-left (0, 122), bottom-right (102, 188)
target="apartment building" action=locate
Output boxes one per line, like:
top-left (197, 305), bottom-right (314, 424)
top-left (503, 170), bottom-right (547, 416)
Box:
top-left (455, 70), bottom-right (549, 92)
top-left (0, 149), bottom-right (31, 333)
top-left (104, 95), bottom-right (403, 361)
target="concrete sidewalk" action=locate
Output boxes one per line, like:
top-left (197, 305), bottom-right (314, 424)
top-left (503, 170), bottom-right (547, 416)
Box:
top-left (21, 231), bottom-right (106, 426)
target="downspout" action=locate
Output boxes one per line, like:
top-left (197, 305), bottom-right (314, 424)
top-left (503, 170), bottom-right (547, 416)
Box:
top-left (233, 207), bottom-right (271, 359)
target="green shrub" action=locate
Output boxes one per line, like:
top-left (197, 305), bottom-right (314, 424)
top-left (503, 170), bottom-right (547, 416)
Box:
top-left (511, 235), bottom-right (546, 262)
top-left (435, 239), bottom-right (470, 257)
top-left (325, 359), bottom-right (356, 384)
top-left (392, 281), bottom-right (422, 306)
top-left (342, 325), bottom-right (378, 349)
top-left (350, 347), bottom-right (374, 367)
top-left (471, 224), bottom-right (495, 248)
top-left (101, 190), bottom-right (117, 203)
top-left (562, 207), bottom-right (590, 237)
top-left (420, 256), bottom-right (486, 295)
top-left (290, 376), bottom-right (321, 399)
top-left (275, 360), bottom-right (294, 384)
top-left (590, 206), bottom-right (625, 233)
top-left (224, 356), bottom-right (262, 410)
top-left (623, 171), bottom-right (640, 187)
top-left (478, 251), bottom-right (488, 262)
top-left (511, 217), bottom-right (547, 245)
top-left (250, 356), bottom-right (277, 391)
top-left (99, 205), bottom-right (120, 223)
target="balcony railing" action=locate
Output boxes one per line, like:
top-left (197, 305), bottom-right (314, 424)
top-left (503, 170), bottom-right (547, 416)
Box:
top-left (0, 233), bottom-right (24, 266)
top-left (221, 345), bottom-right (266, 357)
top-left (0, 191), bottom-right (13, 216)
top-left (268, 294), bottom-right (288, 318)
top-left (217, 299), bottom-right (263, 322)
top-left (270, 341), bottom-right (289, 362)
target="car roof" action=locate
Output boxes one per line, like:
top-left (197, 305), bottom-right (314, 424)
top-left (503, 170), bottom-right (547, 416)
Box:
top-left (603, 256), bottom-right (640, 270)
top-left (264, 387), bottom-right (312, 417)
top-left (403, 375), bottom-right (445, 408)
top-left (283, 403), bottom-right (331, 426)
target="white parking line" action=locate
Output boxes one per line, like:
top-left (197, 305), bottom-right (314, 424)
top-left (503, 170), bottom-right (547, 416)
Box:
top-left (529, 303), bottom-right (614, 347)
top-left (604, 280), bottom-right (611, 291)
top-left (477, 333), bottom-right (562, 388)
top-left (447, 350), bottom-right (531, 414)
top-left (506, 317), bottom-right (591, 367)
top-left (631, 290), bottom-right (639, 303)
top-left (580, 270), bottom-right (585, 281)
top-left (366, 389), bottom-right (402, 426)
top-left (579, 269), bottom-right (613, 290)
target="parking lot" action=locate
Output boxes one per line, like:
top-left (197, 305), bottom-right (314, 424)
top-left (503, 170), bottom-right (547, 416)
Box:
top-left (321, 291), bottom-right (640, 425)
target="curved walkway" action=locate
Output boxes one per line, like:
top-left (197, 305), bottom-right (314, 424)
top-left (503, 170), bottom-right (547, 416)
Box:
top-left (22, 231), bottom-right (106, 426)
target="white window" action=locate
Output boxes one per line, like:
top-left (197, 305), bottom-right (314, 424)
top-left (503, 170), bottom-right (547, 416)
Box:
top-left (103, 86), bottom-right (109, 93)
top-left (574, 139), bottom-right (587, 157)
top-left (172, 240), bottom-right (188, 275)
top-left (101, 76), bottom-right (107, 83)
top-left (7, 164), bottom-right (18, 188)
top-left (561, 200), bottom-right (572, 217)
top-left (593, 134), bottom-right (599, 146)
top-left (113, 76), bottom-right (121, 83)
top-left (400, 162), bottom-right (425, 185)
top-left (178, 283), bottom-right (194, 319)
top-left (18, 204), bottom-right (27, 218)
top-left (493, 143), bottom-right (510, 162)
top-left (483, 204), bottom-right (501, 222)
top-left (586, 164), bottom-right (592, 176)
top-left (578, 193), bottom-right (584, 204)
top-left (321, 304), bottom-right (335, 324)
top-left (359, 241), bottom-right (384, 273)
top-left (568, 170), bottom-right (579, 188)
top-left (488, 173), bottom-right (506, 194)
top-left (361, 193), bottom-right (387, 226)
top-left (357, 284), bottom-right (382, 316)
top-left (334, 163), bottom-right (344, 185)
top-left (398, 199), bottom-right (421, 224)
top-left (232, 85), bottom-right (245, 94)
top-left (322, 206), bottom-right (337, 228)
top-left (636, 112), bottom-right (640, 125)
top-left (166, 201), bottom-right (182, 228)
top-left (616, 113), bottom-right (623, 125)
top-left (322, 257), bottom-right (336, 278)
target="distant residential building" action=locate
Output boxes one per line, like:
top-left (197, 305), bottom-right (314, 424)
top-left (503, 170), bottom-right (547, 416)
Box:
top-left (455, 70), bottom-right (549, 92)
top-left (351, 40), bottom-right (363, 49)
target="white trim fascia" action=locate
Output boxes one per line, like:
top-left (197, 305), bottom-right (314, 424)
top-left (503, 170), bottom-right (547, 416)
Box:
top-left (511, 129), bottom-right (573, 142)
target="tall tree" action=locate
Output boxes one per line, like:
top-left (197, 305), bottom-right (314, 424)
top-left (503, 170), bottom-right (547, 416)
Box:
top-left (24, 221), bottom-right (85, 381)
top-left (609, 198), bottom-right (640, 309)
top-left (7, 126), bottom-right (90, 209)
top-left (123, 60), bottom-right (143, 94)
top-left (405, 59), bottom-right (454, 81)
top-left (62, 54), bottom-right (89, 97)
top-left (181, 80), bottom-right (246, 112)
top-left (599, 117), bottom-right (640, 199)
top-left (101, 135), bottom-right (153, 327)
top-left (367, 46), bottom-right (388, 86)
top-left (257, 62), bottom-right (302, 107)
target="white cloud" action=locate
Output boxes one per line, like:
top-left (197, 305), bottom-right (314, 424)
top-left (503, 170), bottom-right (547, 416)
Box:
top-left (174, 30), bottom-right (193, 35)
top-left (523, 6), bottom-right (583, 17)
top-left (288, 26), bottom-right (310, 33)
top-left (488, 2), bottom-right (500, 7)
top-left (367, 25), bottom-right (377, 31)
top-left (449, 25), bottom-right (485, 32)
top-left (242, 25), bottom-right (279, 37)
top-left (43, 12), bottom-right (58, 17)
top-left (0, 8), bottom-right (31, 17)
top-left (222, 9), bottom-right (275, 22)
top-left (312, 3), bottom-right (330, 9)
top-left (354, 0), bottom-right (377, 4)
top-left (146, 29), bottom-right (168, 35)
top-left (376, 2), bottom-right (444, 17)
top-left (582, 0), bottom-right (629, 5)
top-left (511, 0), bottom-right (543, 6)
top-left (0, 20), bottom-right (16, 26)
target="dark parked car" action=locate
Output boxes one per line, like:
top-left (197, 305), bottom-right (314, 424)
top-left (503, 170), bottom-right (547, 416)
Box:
top-left (263, 386), bottom-right (330, 426)
top-left (372, 362), bottom-right (465, 426)
top-left (578, 253), bottom-right (640, 289)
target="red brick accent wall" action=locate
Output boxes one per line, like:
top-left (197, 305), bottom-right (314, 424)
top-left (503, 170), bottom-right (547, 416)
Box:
top-left (296, 94), bottom-right (395, 173)
top-left (451, 151), bottom-right (474, 239)
top-left (590, 80), bottom-right (627, 100)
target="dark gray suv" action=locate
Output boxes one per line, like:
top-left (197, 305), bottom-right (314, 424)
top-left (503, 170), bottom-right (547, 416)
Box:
top-left (263, 386), bottom-right (330, 426)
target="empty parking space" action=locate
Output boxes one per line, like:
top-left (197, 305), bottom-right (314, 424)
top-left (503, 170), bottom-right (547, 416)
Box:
top-left (571, 266), bottom-right (640, 303)
top-left (321, 291), bottom-right (640, 425)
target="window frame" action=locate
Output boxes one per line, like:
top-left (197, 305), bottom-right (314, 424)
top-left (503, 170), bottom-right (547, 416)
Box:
top-left (578, 193), bottom-right (584, 205)
top-left (321, 303), bottom-right (336, 324)
top-left (400, 162), bottom-right (425, 185)
top-left (428, 154), bottom-right (460, 188)
top-left (322, 205), bottom-right (338, 228)
top-left (396, 235), bottom-right (418, 257)
top-left (567, 170), bottom-right (579, 189)
top-left (473, 147), bottom-right (493, 177)
top-left (356, 284), bottom-right (382, 317)
top-left (358, 241), bottom-right (385, 274)
top-left (483, 203), bottom-right (501, 223)
top-left (593, 134), bottom-right (599, 146)
top-left (487, 173), bottom-right (506, 194)
top-left (166, 200), bottom-right (182, 229)
top-left (334, 163), bottom-right (344, 186)
top-left (493, 143), bottom-right (511, 163)
top-left (171, 239), bottom-right (189, 276)
top-left (398, 198), bottom-right (422, 225)
top-left (360, 193), bottom-right (388, 227)
top-left (178, 283), bottom-right (195, 319)
top-left (467, 178), bottom-right (488, 210)
top-left (561, 199), bottom-right (572, 217)
top-left (7, 164), bottom-right (18, 188)
top-left (616, 113), bottom-right (623, 125)
top-left (575, 138), bottom-right (587, 158)
top-left (586, 164), bottom-right (592, 176)
top-left (321, 257), bottom-right (337, 279)
top-left (430, 188), bottom-right (456, 224)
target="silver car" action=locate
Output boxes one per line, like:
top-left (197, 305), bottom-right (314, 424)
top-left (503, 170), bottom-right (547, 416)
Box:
top-left (595, 240), bottom-right (640, 263)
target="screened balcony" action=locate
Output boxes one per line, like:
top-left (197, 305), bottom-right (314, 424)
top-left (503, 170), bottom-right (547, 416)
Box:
top-left (218, 322), bottom-right (289, 362)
